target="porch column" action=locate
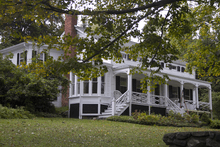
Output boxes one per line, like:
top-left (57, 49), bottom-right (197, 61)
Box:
top-left (127, 69), bottom-right (132, 116)
top-left (180, 81), bottom-right (184, 108)
top-left (193, 88), bottom-right (196, 109)
top-left (209, 86), bottom-right (212, 111)
top-left (98, 77), bottom-right (101, 96)
top-left (164, 83), bottom-right (168, 106)
top-left (195, 84), bottom-right (199, 109)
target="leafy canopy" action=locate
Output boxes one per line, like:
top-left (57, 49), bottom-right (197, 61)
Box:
top-left (0, 0), bottom-right (219, 89)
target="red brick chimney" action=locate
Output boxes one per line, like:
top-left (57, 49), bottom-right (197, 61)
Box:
top-left (64, 14), bottom-right (77, 58)
top-left (62, 14), bottom-right (77, 107)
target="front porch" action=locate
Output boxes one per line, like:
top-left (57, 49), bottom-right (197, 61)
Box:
top-left (99, 68), bottom-right (212, 118)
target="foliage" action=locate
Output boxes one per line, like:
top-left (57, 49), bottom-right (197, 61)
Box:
top-left (110, 111), bottom-right (201, 127)
top-left (210, 119), bottom-right (220, 129)
top-left (191, 113), bottom-right (200, 124)
top-left (55, 106), bottom-right (69, 117)
top-left (201, 113), bottom-right (211, 125)
top-left (0, 53), bottom-right (69, 113)
top-left (0, 104), bottom-right (35, 119)
top-left (0, 0), bottom-right (218, 90)
top-left (171, 4), bottom-right (220, 82)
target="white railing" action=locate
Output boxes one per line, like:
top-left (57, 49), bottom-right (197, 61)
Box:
top-left (166, 97), bottom-right (185, 114)
top-left (150, 95), bottom-right (166, 106)
top-left (132, 92), bottom-right (148, 103)
top-left (199, 101), bottom-right (210, 111)
top-left (116, 90), bottom-right (129, 105)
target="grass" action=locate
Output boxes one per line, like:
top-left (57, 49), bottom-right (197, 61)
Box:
top-left (0, 118), bottom-right (218, 147)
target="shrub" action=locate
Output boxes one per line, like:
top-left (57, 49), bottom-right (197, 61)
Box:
top-left (55, 106), bottom-right (69, 117)
top-left (0, 105), bottom-right (35, 119)
top-left (132, 110), bottom-right (141, 120)
top-left (183, 113), bottom-right (192, 123)
top-left (210, 119), bottom-right (220, 129)
top-left (107, 115), bottom-right (137, 123)
top-left (191, 113), bottom-right (199, 123)
top-left (200, 113), bottom-right (211, 125)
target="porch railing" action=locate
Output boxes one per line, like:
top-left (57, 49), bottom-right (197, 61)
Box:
top-left (132, 92), bottom-right (148, 103)
top-left (199, 101), bottom-right (210, 111)
top-left (165, 97), bottom-right (185, 114)
top-left (116, 90), bottom-right (129, 105)
top-left (150, 95), bottom-right (166, 106)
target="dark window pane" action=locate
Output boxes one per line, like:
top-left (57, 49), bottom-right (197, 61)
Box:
top-left (92, 83), bottom-right (97, 93)
top-left (169, 64), bottom-right (172, 70)
top-left (177, 66), bottom-right (180, 71)
top-left (181, 67), bottom-right (185, 72)
top-left (84, 81), bottom-right (89, 94)
top-left (161, 62), bottom-right (164, 68)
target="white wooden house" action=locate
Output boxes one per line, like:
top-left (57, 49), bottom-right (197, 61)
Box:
top-left (0, 15), bottom-right (212, 119)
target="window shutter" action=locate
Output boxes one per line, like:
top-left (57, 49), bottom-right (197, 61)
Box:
top-left (32, 50), bottom-right (37, 58)
top-left (169, 85), bottom-right (172, 98)
top-left (17, 53), bottom-right (20, 65)
top-left (25, 51), bottom-right (27, 64)
top-left (190, 89), bottom-right (193, 100)
top-left (116, 76), bottom-right (120, 91)
top-left (132, 79), bottom-right (136, 92)
top-left (44, 52), bottom-right (47, 61)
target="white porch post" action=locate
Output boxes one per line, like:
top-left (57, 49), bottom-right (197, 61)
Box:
top-left (195, 84), bottom-right (199, 109)
top-left (209, 86), bottom-right (212, 111)
top-left (98, 77), bottom-right (101, 96)
top-left (180, 81), bottom-right (184, 108)
top-left (127, 69), bottom-right (132, 116)
top-left (193, 88), bottom-right (196, 109)
top-left (112, 97), bottom-right (116, 116)
top-left (164, 83), bottom-right (168, 106)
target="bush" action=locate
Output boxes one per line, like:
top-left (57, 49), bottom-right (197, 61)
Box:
top-left (55, 106), bottom-right (69, 117)
top-left (210, 119), bottom-right (220, 129)
top-left (201, 113), bottom-right (211, 125)
top-left (35, 112), bottom-right (61, 118)
top-left (0, 105), bottom-right (35, 119)
top-left (107, 116), bottom-right (137, 123)
top-left (191, 113), bottom-right (200, 123)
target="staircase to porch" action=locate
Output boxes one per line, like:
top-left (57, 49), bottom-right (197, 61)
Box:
top-left (99, 90), bottom-right (185, 119)
top-left (99, 90), bottom-right (130, 119)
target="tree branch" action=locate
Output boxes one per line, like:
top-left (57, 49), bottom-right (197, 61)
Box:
top-left (83, 8), bottom-right (159, 63)
top-left (149, 4), bottom-right (172, 66)
top-left (41, 0), bottom-right (181, 15)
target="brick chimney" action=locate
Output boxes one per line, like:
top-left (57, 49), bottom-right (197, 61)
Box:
top-left (62, 14), bottom-right (77, 107)
top-left (64, 14), bottom-right (77, 58)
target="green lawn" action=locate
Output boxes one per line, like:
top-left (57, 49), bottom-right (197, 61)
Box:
top-left (0, 118), bottom-right (218, 147)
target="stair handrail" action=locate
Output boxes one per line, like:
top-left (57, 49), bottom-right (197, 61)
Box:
top-left (165, 97), bottom-right (185, 114)
top-left (116, 90), bottom-right (129, 105)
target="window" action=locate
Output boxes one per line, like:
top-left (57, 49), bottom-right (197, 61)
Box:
top-left (172, 87), bottom-right (178, 98)
top-left (172, 65), bottom-right (176, 70)
top-left (127, 54), bottom-right (131, 60)
top-left (161, 62), bottom-right (164, 68)
top-left (181, 67), bottom-right (185, 72)
top-left (137, 57), bottom-right (142, 62)
top-left (84, 80), bottom-right (89, 94)
top-left (77, 77), bottom-right (80, 94)
top-left (71, 74), bottom-right (75, 95)
top-left (122, 53), bottom-right (126, 59)
top-left (92, 78), bottom-right (98, 94)
top-left (177, 66), bottom-right (180, 71)
top-left (169, 64), bottom-right (172, 70)
top-left (136, 80), bottom-right (142, 93)
top-left (101, 76), bottom-right (105, 94)
top-left (17, 51), bottom-right (27, 65)
top-left (32, 50), bottom-right (48, 62)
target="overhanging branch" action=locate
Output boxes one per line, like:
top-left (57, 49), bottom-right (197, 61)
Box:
top-left (41, 0), bottom-right (181, 15)
top-left (83, 7), bottom-right (159, 63)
